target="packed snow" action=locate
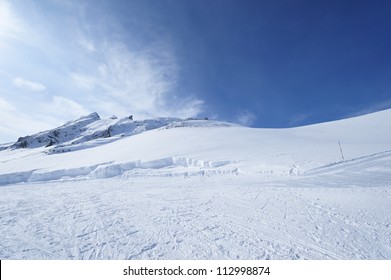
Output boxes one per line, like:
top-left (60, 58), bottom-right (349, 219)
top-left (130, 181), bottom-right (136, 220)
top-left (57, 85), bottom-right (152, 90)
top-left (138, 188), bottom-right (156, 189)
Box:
top-left (0, 110), bottom-right (390, 259)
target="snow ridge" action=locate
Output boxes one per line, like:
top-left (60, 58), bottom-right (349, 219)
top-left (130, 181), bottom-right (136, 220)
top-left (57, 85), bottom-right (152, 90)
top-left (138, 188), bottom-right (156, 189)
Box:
top-left (0, 157), bottom-right (236, 185)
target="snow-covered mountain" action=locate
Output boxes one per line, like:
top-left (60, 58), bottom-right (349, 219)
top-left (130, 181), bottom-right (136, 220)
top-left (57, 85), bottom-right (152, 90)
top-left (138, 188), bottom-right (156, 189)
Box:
top-left (0, 110), bottom-right (390, 260)
top-left (6, 112), bottom-right (187, 151)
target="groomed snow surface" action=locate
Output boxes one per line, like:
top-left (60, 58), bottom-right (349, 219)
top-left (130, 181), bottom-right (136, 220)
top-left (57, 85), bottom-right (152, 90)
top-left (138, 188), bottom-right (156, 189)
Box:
top-left (1, 110), bottom-right (391, 259)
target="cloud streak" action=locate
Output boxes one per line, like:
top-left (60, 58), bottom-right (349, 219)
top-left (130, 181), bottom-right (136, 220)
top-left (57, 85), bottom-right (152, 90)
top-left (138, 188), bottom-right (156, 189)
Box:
top-left (43, 95), bottom-right (89, 120)
top-left (72, 40), bottom-right (203, 119)
top-left (236, 111), bottom-right (256, 126)
top-left (13, 77), bottom-right (46, 92)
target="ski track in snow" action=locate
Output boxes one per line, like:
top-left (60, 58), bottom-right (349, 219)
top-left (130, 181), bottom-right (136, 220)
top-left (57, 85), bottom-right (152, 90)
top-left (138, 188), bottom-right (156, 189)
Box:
top-left (0, 176), bottom-right (390, 260)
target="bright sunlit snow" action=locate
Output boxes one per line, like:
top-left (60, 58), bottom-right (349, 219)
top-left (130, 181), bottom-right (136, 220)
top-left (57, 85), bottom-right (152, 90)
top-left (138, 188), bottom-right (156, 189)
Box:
top-left (0, 110), bottom-right (390, 259)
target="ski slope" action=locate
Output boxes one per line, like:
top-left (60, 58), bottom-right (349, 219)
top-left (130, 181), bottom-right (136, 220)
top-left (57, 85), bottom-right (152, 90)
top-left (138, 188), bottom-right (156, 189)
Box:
top-left (0, 110), bottom-right (391, 259)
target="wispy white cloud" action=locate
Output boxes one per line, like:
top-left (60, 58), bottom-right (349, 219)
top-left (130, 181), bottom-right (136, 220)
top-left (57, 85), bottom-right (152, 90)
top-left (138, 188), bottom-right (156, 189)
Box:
top-left (13, 77), bottom-right (46, 92)
top-left (174, 99), bottom-right (205, 118)
top-left (44, 95), bottom-right (89, 119)
top-left (70, 73), bottom-right (96, 91)
top-left (78, 37), bottom-right (96, 53)
top-left (72, 41), bottom-right (203, 119)
top-left (236, 111), bottom-right (256, 126)
top-left (0, 97), bottom-right (16, 112)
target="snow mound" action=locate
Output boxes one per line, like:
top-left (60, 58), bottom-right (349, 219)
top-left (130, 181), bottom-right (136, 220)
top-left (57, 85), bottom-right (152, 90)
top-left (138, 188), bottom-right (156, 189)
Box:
top-left (90, 157), bottom-right (236, 179)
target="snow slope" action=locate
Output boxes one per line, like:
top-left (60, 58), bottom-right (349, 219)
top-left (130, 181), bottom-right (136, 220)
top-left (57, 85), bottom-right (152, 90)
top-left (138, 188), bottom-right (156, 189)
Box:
top-left (1, 110), bottom-right (391, 185)
top-left (0, 109), bottom-right (390, 259)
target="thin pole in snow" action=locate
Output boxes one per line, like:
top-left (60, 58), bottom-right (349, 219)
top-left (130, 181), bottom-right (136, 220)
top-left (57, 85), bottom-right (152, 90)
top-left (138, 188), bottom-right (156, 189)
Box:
top-left (338, 141), bottom-right (345, 161)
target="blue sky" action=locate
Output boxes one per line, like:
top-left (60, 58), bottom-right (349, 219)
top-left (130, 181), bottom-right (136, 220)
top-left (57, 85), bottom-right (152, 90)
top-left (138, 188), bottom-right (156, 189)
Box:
top-left (1, 0), bottom-right (391, 143)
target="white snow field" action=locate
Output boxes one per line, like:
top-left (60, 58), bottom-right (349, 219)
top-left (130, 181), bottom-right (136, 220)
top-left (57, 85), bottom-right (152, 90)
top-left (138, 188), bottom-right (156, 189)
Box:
top-left (0, 110), bottom-right (391, 259)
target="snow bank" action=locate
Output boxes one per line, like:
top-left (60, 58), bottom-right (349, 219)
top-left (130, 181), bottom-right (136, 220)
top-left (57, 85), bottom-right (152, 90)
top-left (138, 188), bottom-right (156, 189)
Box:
top-left (0, 157), bottom-right (236, 185)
